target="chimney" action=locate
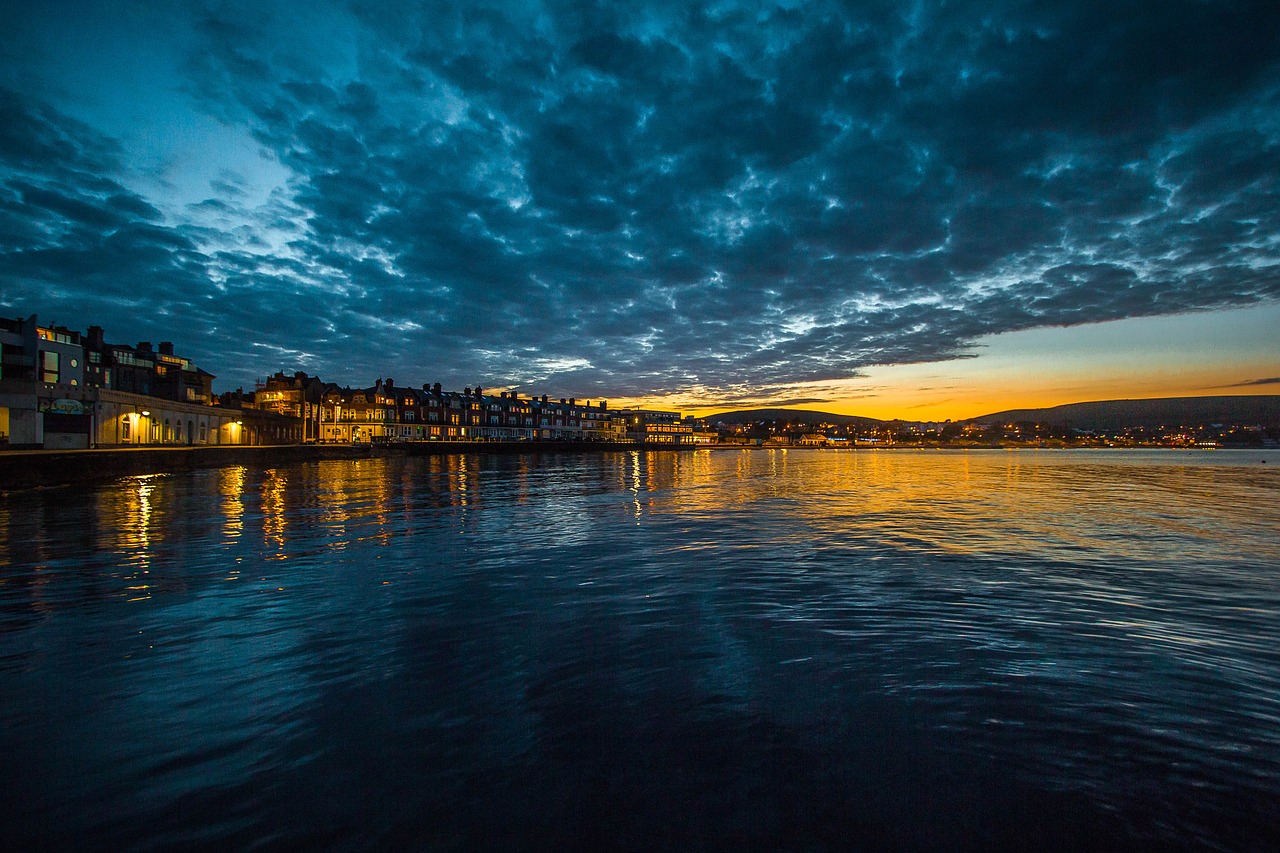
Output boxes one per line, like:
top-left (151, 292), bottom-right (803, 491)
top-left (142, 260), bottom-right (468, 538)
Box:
top-left (569, 397), bottom-right (575, 406)
top-left (433, 383), bottom-right (442, 394)
top-left (159, 341), bottom-right (174, 356)
top-left (137, 341), bottom-right (153, 353)
top-left (87, 325), bottom-right (105, 349)
top-left (386, 377), bottom-right (394, 388)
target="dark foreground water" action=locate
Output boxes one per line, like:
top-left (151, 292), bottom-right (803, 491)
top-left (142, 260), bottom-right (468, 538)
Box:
top-left (2, 449), bottom-right (1278, 851)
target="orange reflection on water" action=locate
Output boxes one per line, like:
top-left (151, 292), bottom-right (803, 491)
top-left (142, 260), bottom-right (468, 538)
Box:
top-left (629, 450), bottom-right (642, 522)
top-left (262, 469), bottom-right (288, 558)
top-left (453, 454), bottom-right (472, 510)
top-left (220, 466), bottom-right (246, 546)
top-left (369, 461), bottom-right (391, 545)
top-left (317, 461), bottom-right (352, 550)
top-left (94, 473), bottom-right (170, 601)
top-left (312, 459), bottom-right (402, 548)
top-left (634, 448), bottom-right (1280, 570)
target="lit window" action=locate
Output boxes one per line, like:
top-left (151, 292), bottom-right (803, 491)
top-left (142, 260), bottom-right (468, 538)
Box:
top-left (41, 351), bottom-right (60, 383)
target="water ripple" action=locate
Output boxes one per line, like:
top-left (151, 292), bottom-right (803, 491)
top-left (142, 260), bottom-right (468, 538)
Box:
top-left (1, 449), bottom-right (1277, 850)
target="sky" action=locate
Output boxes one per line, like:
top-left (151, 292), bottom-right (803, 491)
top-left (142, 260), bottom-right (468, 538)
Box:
top-left (1, 0), bottom-right (1278, 419)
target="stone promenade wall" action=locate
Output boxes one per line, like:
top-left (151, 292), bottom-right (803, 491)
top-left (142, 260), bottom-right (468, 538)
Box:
top-left (0, 441), bottom-right (674, 490)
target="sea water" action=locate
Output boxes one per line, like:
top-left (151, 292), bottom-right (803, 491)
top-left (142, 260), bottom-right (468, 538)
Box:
top-left (2, 449), bottom-right (1278, 851)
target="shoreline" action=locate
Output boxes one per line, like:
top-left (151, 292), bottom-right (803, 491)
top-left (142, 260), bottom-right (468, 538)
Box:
top-left (0, 441), bottom-right (1260, 491)
top-left (0, 441), bottom-right (683, 491)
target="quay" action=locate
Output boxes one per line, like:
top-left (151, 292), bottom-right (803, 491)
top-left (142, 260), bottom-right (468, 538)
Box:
top-left (0, 441), bottom-right (679, 491)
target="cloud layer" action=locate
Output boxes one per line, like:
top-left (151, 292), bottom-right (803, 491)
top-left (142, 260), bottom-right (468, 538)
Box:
top-left (2, 0), bottom-right (1279, 399)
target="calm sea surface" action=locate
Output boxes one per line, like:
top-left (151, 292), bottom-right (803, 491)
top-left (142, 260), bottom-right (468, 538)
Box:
top-left (2, 448), bottom-right (1278, 851)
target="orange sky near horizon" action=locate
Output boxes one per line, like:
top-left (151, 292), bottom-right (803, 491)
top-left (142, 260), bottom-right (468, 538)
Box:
top-left (626, 301), bottom-right (1280, 421)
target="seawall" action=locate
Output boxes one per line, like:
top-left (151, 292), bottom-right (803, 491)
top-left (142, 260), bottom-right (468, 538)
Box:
top-left (0, 441), bottom-right (677, 491)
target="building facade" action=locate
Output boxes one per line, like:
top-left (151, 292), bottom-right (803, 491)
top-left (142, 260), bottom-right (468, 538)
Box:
top-left (611, 409), bottom-right (696, 444)
top-left (1, 314), bottom-right (296, 449)
top-left (2, 312), bottom-right (696, 450)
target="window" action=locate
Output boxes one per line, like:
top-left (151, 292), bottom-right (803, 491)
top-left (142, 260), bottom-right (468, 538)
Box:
top-left (70, 358), bottom-right (78, 368)
top-left (41, 351), bottom-right (60, 383)
top-left (121, 418), bottom-right (131, 439)
top-left (38, 329), bottom-right (75, 344)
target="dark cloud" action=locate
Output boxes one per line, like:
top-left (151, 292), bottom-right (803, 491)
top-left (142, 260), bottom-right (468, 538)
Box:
top-left (1225, 377), bottom-right (1280, 388)
top-left (2, 1), bottom-right (1279, 401)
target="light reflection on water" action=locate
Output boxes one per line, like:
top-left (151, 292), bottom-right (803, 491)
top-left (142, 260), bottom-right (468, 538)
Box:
top-left (1, 448), bottom-right (1278, 851)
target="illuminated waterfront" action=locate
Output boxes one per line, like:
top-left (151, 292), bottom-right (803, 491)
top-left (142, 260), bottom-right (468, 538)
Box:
top-left (2, 449), bottom-right (1278, 850)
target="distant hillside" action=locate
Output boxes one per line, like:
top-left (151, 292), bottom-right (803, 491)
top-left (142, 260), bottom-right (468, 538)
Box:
top-left (971, 396), bottom-right (1280, 430)
top-left (696, 408), bottom-right (885, 428)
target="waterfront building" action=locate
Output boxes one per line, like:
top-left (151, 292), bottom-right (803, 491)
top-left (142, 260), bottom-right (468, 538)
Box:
top-left (83, 327), bottom-right (214, 404)
top-left (1, 315), bottom-right (88, 447)
top-left (310, 385), bottom-right (618, 444)
top-left (0, 314), bottom-right (297, 449)
top-left (418, 383), bottom-right (456, 440)
top-left (1, 310), bottom-right (694, 450)
top-left (92, 388), bottom-right (251, 447)
top-left (384, 381), bottom-right (427, 442)
top-left (528, 395), bottom-right (611, 440)
top-left (688, 426), bottom-right (719, 445)
top-left (466, 389), bottom-right (533, 441)
top-left (254, 371), bottom-right (326, 442)
top-left (320, 384), bottom-right (381, 443)
top-left (0, 315), bottom-right (86, 387)
top-left (611, 409), bottom-right (696, 444)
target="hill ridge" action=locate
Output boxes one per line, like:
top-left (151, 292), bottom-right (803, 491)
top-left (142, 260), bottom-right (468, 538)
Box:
top-left (694, 396), bottom-right (1280, 430)
top-left (970, 395), bottom-right (1280, 429)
